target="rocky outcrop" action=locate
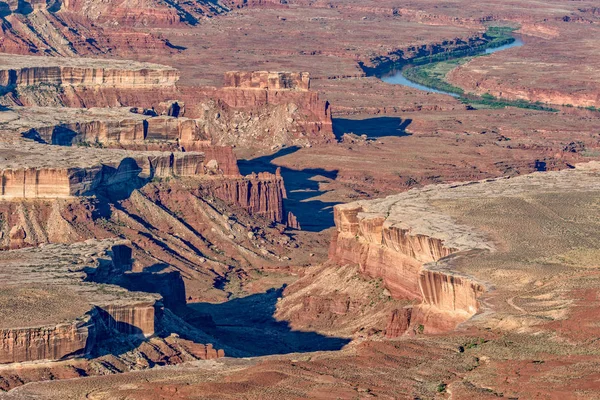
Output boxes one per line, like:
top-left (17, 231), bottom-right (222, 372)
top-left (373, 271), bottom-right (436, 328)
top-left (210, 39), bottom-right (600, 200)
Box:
top-left (419, 270), bottom-right (483, 317)
top-left (0, 7), bottom-right (172, 57)
top-left (329, 194), bottom-right (489, 333)
top-left (2, 67), bottom-right (333, 149)
top-left (199, 169), bottom-right (287, 223)
top-left (330, 204), bottom-right (458, 300)
top-left (223, 71), bottom-right (310, 91)
top-left (0, 300), bottom-right (160, 364)
top-left (384, 308), bottom-right (412, 338)
top-left (191, 71), bottom-right (334, 147)
top-left (95, 303), bottom-right (156, 337)
top-left (0, 151), bottom-right (224, 199)
top-left (60, 0), bottom-right (228, 27)
top-left (0, 55), bottom-right (179, 90)
top-left (24, 116), bottom-right (209, 147)
top-left (0, 316), bottom-right (94, 364)
top-left (0, 240), bottom-right (224, 365)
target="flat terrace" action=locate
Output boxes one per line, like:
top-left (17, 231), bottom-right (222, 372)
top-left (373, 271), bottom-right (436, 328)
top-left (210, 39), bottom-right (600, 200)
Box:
top-left (0, 240), bottom-right (157, 330)
top-left (355, 162), bottom-right (600, 331)
top-left (0, 106), bottom-right (150, 144)
top-left (0, 54), bottom-right (177, 72)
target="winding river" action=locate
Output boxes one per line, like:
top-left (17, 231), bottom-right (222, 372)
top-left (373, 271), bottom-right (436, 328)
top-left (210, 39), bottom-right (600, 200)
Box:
top-left (380, 37), bottom-right (524, 97)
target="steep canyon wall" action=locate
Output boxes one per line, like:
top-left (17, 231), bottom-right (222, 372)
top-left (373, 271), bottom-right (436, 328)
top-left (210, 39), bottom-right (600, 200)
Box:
top-left (330, 202), bottom-right (484, 333)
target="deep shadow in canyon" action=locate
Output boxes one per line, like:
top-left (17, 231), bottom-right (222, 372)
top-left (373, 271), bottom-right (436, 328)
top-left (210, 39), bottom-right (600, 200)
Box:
top-left (239, 146), bottom-right (340, 232)
top-left (333, 116), bottom-right (412, 140)
top-left (189, 287), bottom-right (351, 357)
top-left (85, 254), bottom-right (349, 358)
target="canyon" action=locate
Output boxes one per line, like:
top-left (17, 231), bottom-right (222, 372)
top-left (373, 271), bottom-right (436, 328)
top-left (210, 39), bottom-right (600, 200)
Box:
top-left (1, 0), bottom-right (600, 398)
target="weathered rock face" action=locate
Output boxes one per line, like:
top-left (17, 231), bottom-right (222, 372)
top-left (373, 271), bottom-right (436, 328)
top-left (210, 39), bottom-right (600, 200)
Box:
top-left (186, 71), bottom-right (333, 148)
top-left (0, 168), bottom-right (72, 199)
top-left (330, 205), bottom-right (457, 300)
top-left (0, 316), bottom-right (94, 364)
top-left (384, 308), bottom-right (412, 338)
top-left (25, 116), bottom-right (209, 147)
top-left (419, 270), bottom-right (483, 316)
top-left (223, 71), bottom-right (310, 91)
top-left (0, 151), bottom-right (221, 199)
top-left (329, 199), bottom-right (486, 333)
top-left (184, 145), bottom-right (240, 176)
top-left (61, 0), bottom-right (228, 27)
top-left (0, 300), bottom-right (161, 364)
top-left (1, 67), bottom-right (333, 149)
top-left (95, 303), bottom-right (156, 337)
top-left (219, 71), bottom-right (328, 120)
top-left (199, 169), bottom-right (287, 223)
top-left (0, 240), bottom-right (226, 367)
top-left (0, 240), bottom-right (162, 364)
top-left (0, 57), bottom-right (179, 90)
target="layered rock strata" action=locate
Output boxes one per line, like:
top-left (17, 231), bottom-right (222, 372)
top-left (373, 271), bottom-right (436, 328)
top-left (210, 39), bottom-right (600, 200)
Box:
top-left (223, 71), bottom-right (310, 91)
top-left (0, 63), bottom-right (334, 148)
top-left (0, 54), bottom-right (179, 89)
top-left (0, 317), bottom-right (94, 364)
top-left (0, 240), bottom-right (160, 364)
top-left (0, 151), bottom-right (208, 199)
top-left (0, 240), bottom-right (225, 365)
top-left (24, 116), bottom-right (209, 148)
top-left (199, 169), bottom-right (288, 223)
top-left (330, 184), bottom-right (492, 332)
top-left (329, 164), bottom-right (600, 333)
top-left (218, 71), bottom-right (330, 127)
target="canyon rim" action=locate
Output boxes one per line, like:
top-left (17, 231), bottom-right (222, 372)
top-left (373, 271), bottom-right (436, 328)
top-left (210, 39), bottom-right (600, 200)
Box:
top-left (1, 0), bottom-right (600, 399)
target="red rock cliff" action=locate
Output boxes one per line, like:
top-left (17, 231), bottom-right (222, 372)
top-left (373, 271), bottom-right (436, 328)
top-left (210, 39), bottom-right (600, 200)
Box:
top-left (0, 316), bottom-right (94, 364)
top-left (330, 201), bottom-right (484, 333)
top-left (198, 169), bottom-right (287, 223)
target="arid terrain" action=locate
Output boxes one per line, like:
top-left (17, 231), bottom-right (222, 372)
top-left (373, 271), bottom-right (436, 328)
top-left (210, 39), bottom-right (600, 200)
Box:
top-left (1, 0), bottom-right (600, 399)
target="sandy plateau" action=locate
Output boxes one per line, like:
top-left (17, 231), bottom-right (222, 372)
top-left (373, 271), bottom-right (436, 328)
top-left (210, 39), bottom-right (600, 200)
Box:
top-left (0, 0), bottom-right (599, 399)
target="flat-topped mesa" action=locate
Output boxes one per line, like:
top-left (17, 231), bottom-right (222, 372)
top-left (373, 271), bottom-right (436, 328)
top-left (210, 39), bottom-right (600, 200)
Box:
top-left (419, 269), bottom-right (484, 318)
top-left (0, 54), bottom-right (179, 90)
top-left (195, 71), bottom-right (334, 147)
top-left (224, 71), bottom-right (310, 91)
top-left (219, 71), bottom-right (330, 120)
top-left (24, 116), bottom-right (210, 147)
top-left (331, 204), bottom-right (460, 301)
top-left (4, 107), bottom-right (240, 176)
top-left (0, 240), bottom-right (224, 365)
top-left (0, 241), bottom-right (157, 364)
top-left (0, 150), bottom-right (233, 200)
top-left (330, 195), bottom-right (489, 333)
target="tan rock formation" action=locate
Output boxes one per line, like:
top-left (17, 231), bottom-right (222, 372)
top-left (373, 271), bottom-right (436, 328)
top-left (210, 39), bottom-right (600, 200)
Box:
top-left (0, 54), bottom-right (179, 89)
top-left (0, 316), bottom-right (94, 364)
top-left (0, 239), bottom-right (226, 366)
top-left (198, 170), bottom-right (288, 223)
top-left (384, 308), bottom-right (412, 338)
top-left (223, 71), bottom-right (310, 91)
top-left (96, 303), bottom-right (156, 337)
top-left (0, 142), bottom-right (242, 200)
top-left (0, 240), bottom-right (162, 364)
top-left (329, 184), bottom-right (492, 331)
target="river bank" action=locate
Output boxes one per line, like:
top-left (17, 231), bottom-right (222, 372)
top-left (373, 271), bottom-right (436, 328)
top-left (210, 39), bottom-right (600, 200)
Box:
top-left (373, 28), bottom-right (558, 112)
